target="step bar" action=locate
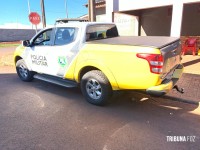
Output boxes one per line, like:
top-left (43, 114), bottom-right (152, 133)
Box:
top-left (34, 74), bottom-right (78, 88)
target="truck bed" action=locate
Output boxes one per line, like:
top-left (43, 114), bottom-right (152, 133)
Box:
top-left (89, 36), bottom-right (180, 49)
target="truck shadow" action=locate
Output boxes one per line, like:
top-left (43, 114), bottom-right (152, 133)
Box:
top-left (1, 73), bottom-right (199, 115)
top-left (111, 90), bottom-right (199, 113)
top-left (182, 58), bottom-right (200, 67)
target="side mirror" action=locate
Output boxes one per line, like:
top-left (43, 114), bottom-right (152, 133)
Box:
top-left (22, 40), bottom-right (30, 47)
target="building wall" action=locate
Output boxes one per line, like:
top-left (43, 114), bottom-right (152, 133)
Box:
top-left (0, 29), bottom-right (36, 42)
top-left (119, 0), bottom-right (173, 11)
top-left (96, 14), bottom-right (107, 22)
top-left (96, 7), bottom-right (106, 22)
top-left (96, 7), bottom-right (106, 15)
top-left (140, 7), bottom-right (172, 36)
top-left (109, 0), bottom-right (200, 37)
top-left (114, 13), bottom-right (138, 36)
top-left (118, 0), bottom-right (200, 11)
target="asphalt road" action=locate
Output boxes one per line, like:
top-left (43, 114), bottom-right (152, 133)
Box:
top-left (0, 72), bottom-right (200, 150)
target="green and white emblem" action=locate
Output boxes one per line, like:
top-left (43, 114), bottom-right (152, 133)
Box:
top-left (58, 56), bottom-right (67, 67)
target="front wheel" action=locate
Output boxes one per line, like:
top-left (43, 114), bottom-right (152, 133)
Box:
top-left (16, 59), bottom-right (34, 82)
top-left (81, 70), bottom-right (113, 106)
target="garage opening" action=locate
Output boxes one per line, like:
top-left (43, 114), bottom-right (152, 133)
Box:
top-left (181, 3), bottom-right (200, 52)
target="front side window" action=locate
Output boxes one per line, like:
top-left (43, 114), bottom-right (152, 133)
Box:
top-left (33, 29), bottom-right (52, 46)
top-left (54, 27), bottom-right (78, 45)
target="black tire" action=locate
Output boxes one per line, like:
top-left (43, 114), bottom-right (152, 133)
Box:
top-left (16, 59), bottom-right (34, 82)
top-left (81, 70), bottom-right (113, 106)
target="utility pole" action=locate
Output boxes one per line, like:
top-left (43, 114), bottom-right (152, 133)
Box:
top-left (27, 0), bottom-right (33, 29)
top-left (88, 0), bottom-right (91, 21)
top-left (27, 0), bottom-right (31, 14)
top-left (88, 0), bottom-right (96, 22)
top-left (65, 0), bottom-right (69, 18)
top-left (41, 0), bottom-right (46, 28)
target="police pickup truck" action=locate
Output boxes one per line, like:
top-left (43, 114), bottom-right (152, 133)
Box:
top-left (14, 20), bottom-right (184, 106)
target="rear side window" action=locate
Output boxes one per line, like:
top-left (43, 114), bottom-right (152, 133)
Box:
top-left (54, 27), bottom-right (78, 45)
top-left (86, 24), bottom-right (118, 41)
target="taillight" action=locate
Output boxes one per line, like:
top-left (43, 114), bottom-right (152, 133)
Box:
top-left (136, 53), bottom-right (164, 74)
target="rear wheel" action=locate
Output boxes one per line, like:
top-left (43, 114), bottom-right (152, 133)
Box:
top-left (16, 59), bottom-right (34, 82)
top-left (81, 70), bottom-right (113, 106)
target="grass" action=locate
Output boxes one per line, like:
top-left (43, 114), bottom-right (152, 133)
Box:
top-left (0, 43), bottom-right (20, 47)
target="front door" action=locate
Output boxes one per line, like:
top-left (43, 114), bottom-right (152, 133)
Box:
top-left (27, 28), bottom-right (53, 74)
top-left (26, 27), bottom-right (80, 78)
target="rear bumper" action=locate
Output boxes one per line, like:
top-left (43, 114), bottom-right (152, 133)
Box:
top-left (146, 64), bottom-right (184, 96)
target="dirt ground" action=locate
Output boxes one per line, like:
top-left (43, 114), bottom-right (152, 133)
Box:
top-left (0, 46), bottom-right (16, 73)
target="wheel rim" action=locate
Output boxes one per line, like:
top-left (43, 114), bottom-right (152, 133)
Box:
top-left (86, 79), bottom-right (102, 100)
top-left (18, 64), bottom-right (28, 79)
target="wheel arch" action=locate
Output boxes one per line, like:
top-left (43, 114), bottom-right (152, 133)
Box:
top-left (14, 56), bottom-right (23, 64)
top-left (15, 59), bottom-right (34, 82)
top-left (14, 55), bottom-right (32, 71)
top-left (79, 66), bottom-right (99, 81)
top-left (75, 62), bottom-right (119, 90)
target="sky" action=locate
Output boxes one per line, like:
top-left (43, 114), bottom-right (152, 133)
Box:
top-left (0, 0), bottom-right (88, 29)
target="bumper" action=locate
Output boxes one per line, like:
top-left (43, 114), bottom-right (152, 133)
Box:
top-left (146, 64), bottom-right (184, 96)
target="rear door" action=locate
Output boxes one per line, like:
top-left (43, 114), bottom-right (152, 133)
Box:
top-left (46, 27), bottom-right (80, 77)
